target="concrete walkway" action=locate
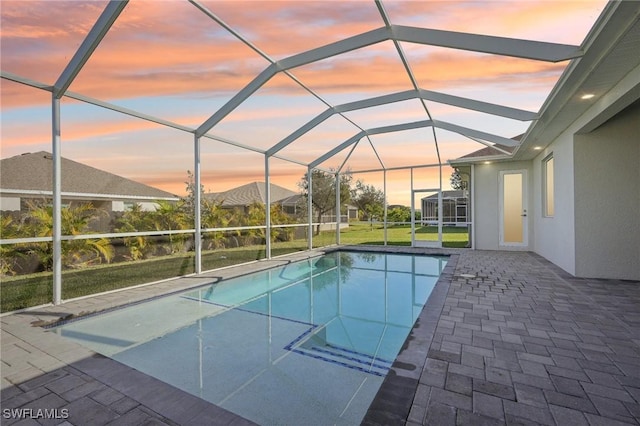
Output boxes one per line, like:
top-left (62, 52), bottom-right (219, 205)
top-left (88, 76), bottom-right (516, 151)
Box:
top-left (2, 249), bottom-right (639, 425)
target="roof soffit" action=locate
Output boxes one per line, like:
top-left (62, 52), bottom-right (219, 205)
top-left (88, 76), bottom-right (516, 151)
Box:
top-left (514, 1), bottom-right (640, 160)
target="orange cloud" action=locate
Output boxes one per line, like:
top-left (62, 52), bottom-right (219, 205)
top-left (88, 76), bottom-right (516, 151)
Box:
top-left (139, 165), bottom-right (306, 197)
top-left (2, 0), bottom-right (585, 112)
top-left (199, 0), bottom-right (383, 58)
top-left (385, 0), bottom-right (605, 44)
top-left (1, 114), bottom-right (179, 149)
top-left (1, 0), bottom-right (605, 195)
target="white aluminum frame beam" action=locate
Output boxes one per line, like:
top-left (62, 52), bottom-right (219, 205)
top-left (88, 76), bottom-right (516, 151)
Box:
top-left (338, 139), bottom-right (365, 174)
top-left (53, 0), bottom-right (128, 98)
top-left (307, 167), bottom-right (313, 250)
top-left (1, 71), bottom-right (52, 90)
top-left (392, 25), bottom-right (582, 63)
top-left (196, 65), bottom-right (276, 138)
top-left (194, 135), bottom-right (202, 274)
top-left (309, 119), bottom-right (519, 169)
top-left (432, 120), bottom-right (520, 147)
top-left (2, 71), bottom-right (314, 169)
top-left (52, 97), bottom-right (62, 305)
top-left (267, 91), bottom-right (416, 156)
top-left (49, 0), bottom-right (127, 305)
top-left (310, 120), bottom-right (433, 169)
top-left (265, 155), bottom-right (272, 258)
top-left (418, 89), bottom-right (538, 121)
top-left (267, 89), bottom-right (536, 157)
top-left (192, 0), bottom-right (370, 142)
top-left (335, 172), bottom-right (341, 245)
top-left (376, 0), bottom-right (441, 165)
top-left (267, 109), bottom-right (337, 156)
top-left (352, 163), bottom-right (441, 175)
top-left (277, 27), bottom-right (390, 71)
top-left (367, 137), bottom-right (386, 171)
top-left (197, 22), bottom-right (578, 137)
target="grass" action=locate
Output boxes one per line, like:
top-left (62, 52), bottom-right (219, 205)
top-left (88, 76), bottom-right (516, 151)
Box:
top-left (0, 244), bottom-right (314, 313)
top-left (0, 223), bottom-right (468, 312)
top-left (338, 222), bottom-right (470, 248)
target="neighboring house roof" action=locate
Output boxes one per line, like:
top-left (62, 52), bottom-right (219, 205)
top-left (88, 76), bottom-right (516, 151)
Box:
top-left (453, 135), bottom-right (521, 161)
top-left (0, 151), bottom-right (178, 200)
top-left (279, 193), bottom-right (303, 206)
top-left (456, 144), bottom-right (516, 159)
top-left (206, 182), bottom-right (298, 207)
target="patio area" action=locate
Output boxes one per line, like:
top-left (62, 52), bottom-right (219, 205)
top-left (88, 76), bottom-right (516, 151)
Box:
top-left (1, 248), bottom-right (639, 425)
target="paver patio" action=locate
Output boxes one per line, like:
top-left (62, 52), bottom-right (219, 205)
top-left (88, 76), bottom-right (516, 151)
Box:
top-left (2, 248), bottom-right (639, 425)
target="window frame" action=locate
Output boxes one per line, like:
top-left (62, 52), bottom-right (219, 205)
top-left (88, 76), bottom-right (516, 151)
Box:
top-left (543, 153), bottom-right (554, 217)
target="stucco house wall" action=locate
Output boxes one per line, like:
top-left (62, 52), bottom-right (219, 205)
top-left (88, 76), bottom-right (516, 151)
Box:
top-left (533, 64), bottom-right (640, 279)
top-left (574, 100), bottom-right (640, 280)
top-left (473, 161), bottom-right (533, 251)
top-left (532, 131), bottom-right (576, 275)
top-left (0, 196), bottom-right (21, 211)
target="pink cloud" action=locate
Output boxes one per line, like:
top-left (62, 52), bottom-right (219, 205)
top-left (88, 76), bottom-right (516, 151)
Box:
top-left (1, 0), bottom-right (607, 200)
top-left (385, 0), bottom-right (606, 44)
top-left (2, 0), bottom-right (588, 111)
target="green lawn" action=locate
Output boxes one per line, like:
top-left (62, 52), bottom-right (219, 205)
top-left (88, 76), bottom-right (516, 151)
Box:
top-left (0, 223), bottom-right (468, 312)
top-left (337, 222), bottom-right (469, 247)
top-left (0, 245), bottom-right (298, 313)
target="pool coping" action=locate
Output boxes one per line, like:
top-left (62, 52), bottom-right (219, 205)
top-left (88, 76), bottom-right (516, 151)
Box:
top-left (355, 247), bottom-right (459, 425)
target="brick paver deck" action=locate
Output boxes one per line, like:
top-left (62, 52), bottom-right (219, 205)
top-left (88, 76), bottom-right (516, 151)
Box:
top-left (2, 249), bottom-right (639, 425)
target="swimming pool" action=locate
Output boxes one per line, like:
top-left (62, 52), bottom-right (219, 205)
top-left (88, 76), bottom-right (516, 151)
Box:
top-left (53, 251), bottom-right (447, 425)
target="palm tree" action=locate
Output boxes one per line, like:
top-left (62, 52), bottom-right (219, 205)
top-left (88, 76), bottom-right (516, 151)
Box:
top-left (243, 202), bottom-right (267, 245)
top-left (270, 204), bottom-right (295, 242)
top-left (150, 200), bottom-right (189, 254)
top-left (61, 203), bottom-right (114, 268)
top-left (0, 214), bottom-right (23, 276)
top-left (242, 203), bottom-right (295, 244)
top-left (201, 198), bottom-right (230, 249)
top-left (115, 203), bottom-right (154, 260)
top-left (22, 201), bottom-right (114, 270)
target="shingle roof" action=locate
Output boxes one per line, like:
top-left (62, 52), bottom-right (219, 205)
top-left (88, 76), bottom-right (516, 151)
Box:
top-left (454, 135), bottom-right (521, 161)
top-left (456, 144), bottom-right (516, 159)
top-left (206, 182), bottom-right (298, 207)
top-left (0, 152), bottom-right (178, 200)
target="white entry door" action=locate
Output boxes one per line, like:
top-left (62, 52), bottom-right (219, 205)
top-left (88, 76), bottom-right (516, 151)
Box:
top-left (499, 170), bottom-right (528, 247)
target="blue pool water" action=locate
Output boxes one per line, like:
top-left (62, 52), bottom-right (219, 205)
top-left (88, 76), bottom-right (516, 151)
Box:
top-left (53, 251), bottom-right (447, 425)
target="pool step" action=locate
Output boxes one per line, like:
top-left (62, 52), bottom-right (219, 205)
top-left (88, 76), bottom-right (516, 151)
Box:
top-left (291, 336), bottom-right (392, 377)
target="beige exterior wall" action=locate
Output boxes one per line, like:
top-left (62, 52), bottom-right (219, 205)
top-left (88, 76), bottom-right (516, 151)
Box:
top-left (531, 64), bottom-right (640, 278)
top-left (473, 161), bottom-right (533, 251)
top-left (0, 196), bottom-right (21, 211)
top-left (573, 101), bottom-right (640, 280)
top-left (532, 131), bottom-right (577, 275)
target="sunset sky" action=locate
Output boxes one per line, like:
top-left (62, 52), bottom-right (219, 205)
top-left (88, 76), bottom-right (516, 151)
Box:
top-left (0, 0), bottom-right (607, 205)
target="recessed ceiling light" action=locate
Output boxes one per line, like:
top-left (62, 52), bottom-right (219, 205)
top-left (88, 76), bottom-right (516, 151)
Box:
top-left (534, 146), bottom-right (542, 150)
top-left (581, 93), bottom-right (595, 100)
top-left (484, 161), bottom-right (491, 165)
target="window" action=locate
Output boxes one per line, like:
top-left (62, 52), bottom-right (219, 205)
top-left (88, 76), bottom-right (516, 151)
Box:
top-left (543, 154), bottom-right (554, 217)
